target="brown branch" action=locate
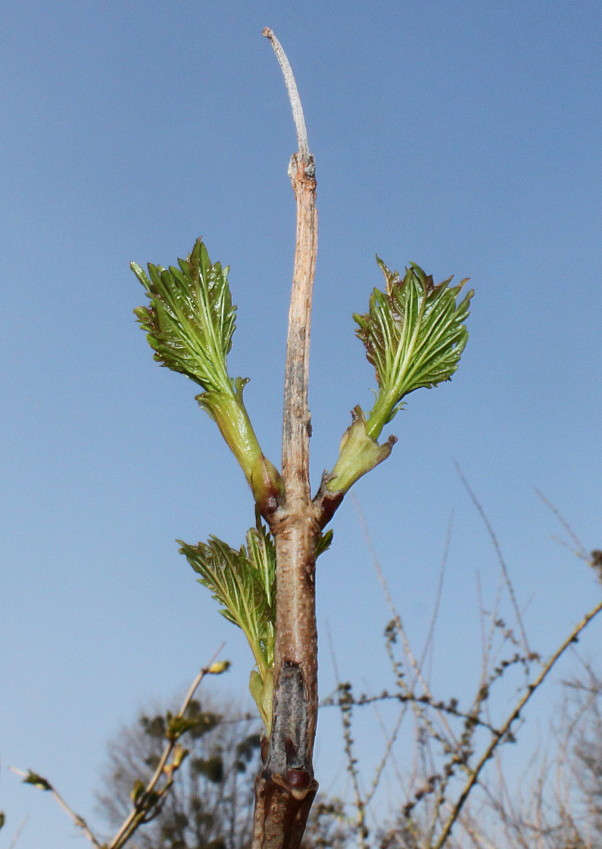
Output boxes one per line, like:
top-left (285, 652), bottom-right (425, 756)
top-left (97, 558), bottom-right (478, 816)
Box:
top-left (262, 28), bottom-right (310, 162)
top-left (253, 29), bottom-right (320, 849)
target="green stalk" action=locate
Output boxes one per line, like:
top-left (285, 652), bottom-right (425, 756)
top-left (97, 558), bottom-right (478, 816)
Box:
top-left (198, 382), bottom-right (283, 516)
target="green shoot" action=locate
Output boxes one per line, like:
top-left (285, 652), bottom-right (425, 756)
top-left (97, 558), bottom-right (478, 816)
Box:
top-left (327, 258), bottom-right (473, 493)
top-left (133, 239), bottom-right (282, 515)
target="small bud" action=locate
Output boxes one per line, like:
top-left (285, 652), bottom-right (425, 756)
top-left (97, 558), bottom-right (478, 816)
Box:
top-left (207, 660), bottom-right (231, 675)
top-left (130, 779), bottom-right (145, 803)
top-left (171, 745), bottom-right (189, 768)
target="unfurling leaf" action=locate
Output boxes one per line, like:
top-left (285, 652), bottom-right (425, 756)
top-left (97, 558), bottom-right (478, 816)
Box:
top-left (250, 667), bottom-right (274, 734)
top-left (132, 239), bottom-right (283, 515)
top-left (326, 406), bottom-right (397, 493)
top-left (325, 258), bottom-right (472, 494)
top-left (132, 239), bottom-right (235, 393)
top-left (180, 524), bottom-right (276, 732)
top-left (180, 524), bottom-right (275, 672)
top-left (355, 257), bottom-right (473, 439)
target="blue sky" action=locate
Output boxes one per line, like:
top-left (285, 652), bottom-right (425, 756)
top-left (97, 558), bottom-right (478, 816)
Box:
top-left (2, 1), bottom-right (601, 845)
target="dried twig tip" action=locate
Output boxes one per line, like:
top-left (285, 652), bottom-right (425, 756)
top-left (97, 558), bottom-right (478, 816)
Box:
top-left (262, 26), bottom-right (310, 162)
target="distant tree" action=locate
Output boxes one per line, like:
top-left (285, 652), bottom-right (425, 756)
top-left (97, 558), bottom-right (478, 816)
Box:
top-left (534, 666), bottom-right (602, 849)
top-left (576, 672), bottom-right (602, 839)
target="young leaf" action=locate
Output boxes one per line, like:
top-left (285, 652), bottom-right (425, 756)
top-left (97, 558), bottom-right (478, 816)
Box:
top-left (355, 257), bottom-right (473, 439)
top-left (180, 526), bottom-right (277, 732)
top-left (132, 240), bottom-right (283, 515)
top-left (325, 258), bottom-right (472, 494)
top-left (132, 239), bottom-right (235, 394)
top-left (179, 526), bottom-right (276, 673)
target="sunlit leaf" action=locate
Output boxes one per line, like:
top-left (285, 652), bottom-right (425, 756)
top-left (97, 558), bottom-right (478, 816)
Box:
top-left (179, 524), bottom-right (276, 672)
top-left (354, 257), bottom-right (473, 438)
top-left (132, 239), bottom-right (236, 394)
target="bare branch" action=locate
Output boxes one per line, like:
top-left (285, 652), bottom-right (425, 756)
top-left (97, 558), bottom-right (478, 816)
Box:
top-left (433, 598), bottom-right (602, 849)
top-left (262, 28), bottom-right (310, 162)
top-left (536, 488), bottom-right (590, 561)
top-left (456, 463), bottom-right (531, 657)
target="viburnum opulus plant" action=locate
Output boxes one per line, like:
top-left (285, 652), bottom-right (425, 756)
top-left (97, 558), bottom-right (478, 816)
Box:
top-left (132, 27), bottom-right (472, 849)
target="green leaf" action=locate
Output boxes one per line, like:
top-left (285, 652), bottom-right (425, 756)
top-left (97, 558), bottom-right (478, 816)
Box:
top-left (315, 529), bottom-right (334, 558)
top-left (132, 239), bottom-right (235, 394)
top-left (180, 525), bottom-right (277, 733)
top-left (355, 257), bottom-right (473, 439)
top-left (179, 525), bottom-right (276, 672)
top-left (245, 524), bottom-right (276, 612)
top-left (133, 240), bottom-right (283, 515)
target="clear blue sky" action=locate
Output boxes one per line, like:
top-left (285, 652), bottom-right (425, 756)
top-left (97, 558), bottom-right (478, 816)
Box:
top-left (2, 1), bottom-right (601, 845)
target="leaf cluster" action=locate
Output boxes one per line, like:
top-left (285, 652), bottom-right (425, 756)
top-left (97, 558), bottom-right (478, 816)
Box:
top-left (355, 257), bottom-right (473, 438)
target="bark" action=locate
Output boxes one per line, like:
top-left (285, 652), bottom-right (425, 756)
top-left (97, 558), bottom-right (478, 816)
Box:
top-left (252, 148), bottom-right (320, 847)
top-left (252, 32), bottom-right (350, 848)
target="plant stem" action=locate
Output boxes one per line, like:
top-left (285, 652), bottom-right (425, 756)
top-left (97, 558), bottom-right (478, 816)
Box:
top-left (253, 30), bottom-right (320, 849)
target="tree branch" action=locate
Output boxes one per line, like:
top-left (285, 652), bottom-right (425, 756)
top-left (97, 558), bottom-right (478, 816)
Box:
top-left (9, 768), bottom-right (103, 849)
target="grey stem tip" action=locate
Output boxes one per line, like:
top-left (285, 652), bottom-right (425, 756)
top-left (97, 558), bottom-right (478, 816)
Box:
top-left (263, 27), bottom-right (310, 162)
